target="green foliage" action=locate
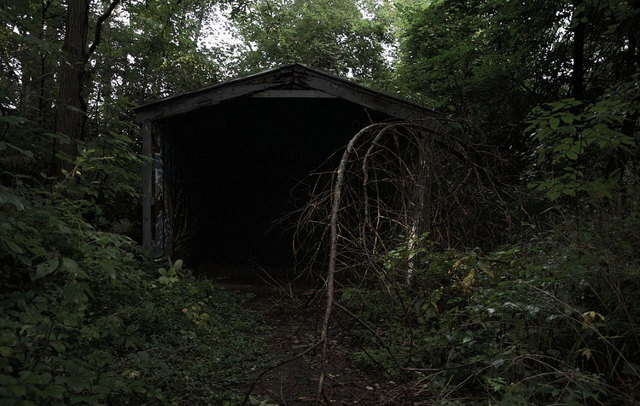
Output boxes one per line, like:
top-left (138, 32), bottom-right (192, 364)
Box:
top-left (527, 80), bottom-right (639, 202)
top-left (392, 0), bottom-right (640, 183)
top-left (0, 122), bottom-right (269, 404)
top-left (344, 227), bottom-right (640, 404)
top-left (230, 0), bottom-right (393, 82)
top-left (110, 0), bottom-right (225, 100)
top-left (0, 0), bottom-right (63, 128)
top-left (393, 0), bottom-right (563, 123)
top-left (0, 186), bottom-right (269, 404)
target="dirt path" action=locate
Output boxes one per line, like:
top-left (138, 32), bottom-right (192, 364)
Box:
top-left (215, 281), bottom-right (400, 405)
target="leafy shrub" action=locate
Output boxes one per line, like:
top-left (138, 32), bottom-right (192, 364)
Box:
top-left (342, 219), bottom-right (640, 405)
top-left (0, 132), bottom-right (269, 405)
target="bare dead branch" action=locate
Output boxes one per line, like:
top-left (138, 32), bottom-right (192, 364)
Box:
top-left (285, 119), bottom-right (515, 402)
top-left (87, 0), bottom-right (122, 58)
top-left (316, 123), bottom-right (388, 403)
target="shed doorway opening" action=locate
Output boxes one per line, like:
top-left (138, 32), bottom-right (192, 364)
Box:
top-left (162, 97), bottom-right (387, 268)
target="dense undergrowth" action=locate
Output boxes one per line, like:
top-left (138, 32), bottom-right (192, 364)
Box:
top-left (299, 78), bottom-right (640, 404)
top-left (342, 207), bottom-right (640, 405)
top-left (0, 132), bottom-right (269, 405)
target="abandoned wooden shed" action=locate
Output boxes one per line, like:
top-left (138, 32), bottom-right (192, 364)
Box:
top-left (134, 63), bottom-right (437, 267)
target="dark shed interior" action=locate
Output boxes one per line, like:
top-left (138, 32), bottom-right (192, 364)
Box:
top-left (162, 96), bottom-right (389, 267)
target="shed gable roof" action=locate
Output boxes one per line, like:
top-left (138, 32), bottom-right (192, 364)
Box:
top-left (133, 64), bottom-right (438, 124)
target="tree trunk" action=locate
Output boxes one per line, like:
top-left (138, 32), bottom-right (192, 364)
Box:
top-left (38, 2), bottom-right (57, 128)
top-left (571, 0), bottom-right (585, 101)
top-left (614, 0), bottom-right (640, 202)
top-left (53, 0), bottom-right (89, 174)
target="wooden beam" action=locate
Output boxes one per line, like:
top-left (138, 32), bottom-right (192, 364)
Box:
top-left (298, 74), bottom-right (428, 122)
top-left (290, 66), bottom-right (442, 132)
top-left (251, 89), bottom-right (336, 98)
top-left (141, 120), bottom-right (153, 254)
top-left (135, 78), bottom-right (290, 123)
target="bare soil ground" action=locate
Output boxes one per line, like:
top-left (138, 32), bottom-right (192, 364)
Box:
top-left (209, 265), bottom-right (403, 405)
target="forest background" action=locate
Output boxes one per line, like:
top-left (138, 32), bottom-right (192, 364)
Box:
top-left (0, 0), bottom-right (639, 404)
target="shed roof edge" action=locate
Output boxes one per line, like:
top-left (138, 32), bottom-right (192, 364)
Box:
top-left (133, 63), bottom-right (440, 123)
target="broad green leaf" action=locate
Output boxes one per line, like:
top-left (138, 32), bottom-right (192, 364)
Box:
top-left (33, 257), bottom-right (60, 280)
top-left (66, 376), bottom-right (87, 393)
top-left (62, 258), bottom-right (87, 279)
top-left (0, 186), bottom-right (26, 210)
top-left (10, 383), bottom-right (26, 397)
top-left (5, 240), bottom-right (25, 255)
top-left (560, 113), bottom-right (575, 124)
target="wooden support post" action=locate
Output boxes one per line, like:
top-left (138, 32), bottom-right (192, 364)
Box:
top-left (142, 120), bottom-right (153, 254)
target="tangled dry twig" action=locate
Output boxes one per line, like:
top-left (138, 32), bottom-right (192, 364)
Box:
top-left (291, 119), bottom-right (513, 403)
